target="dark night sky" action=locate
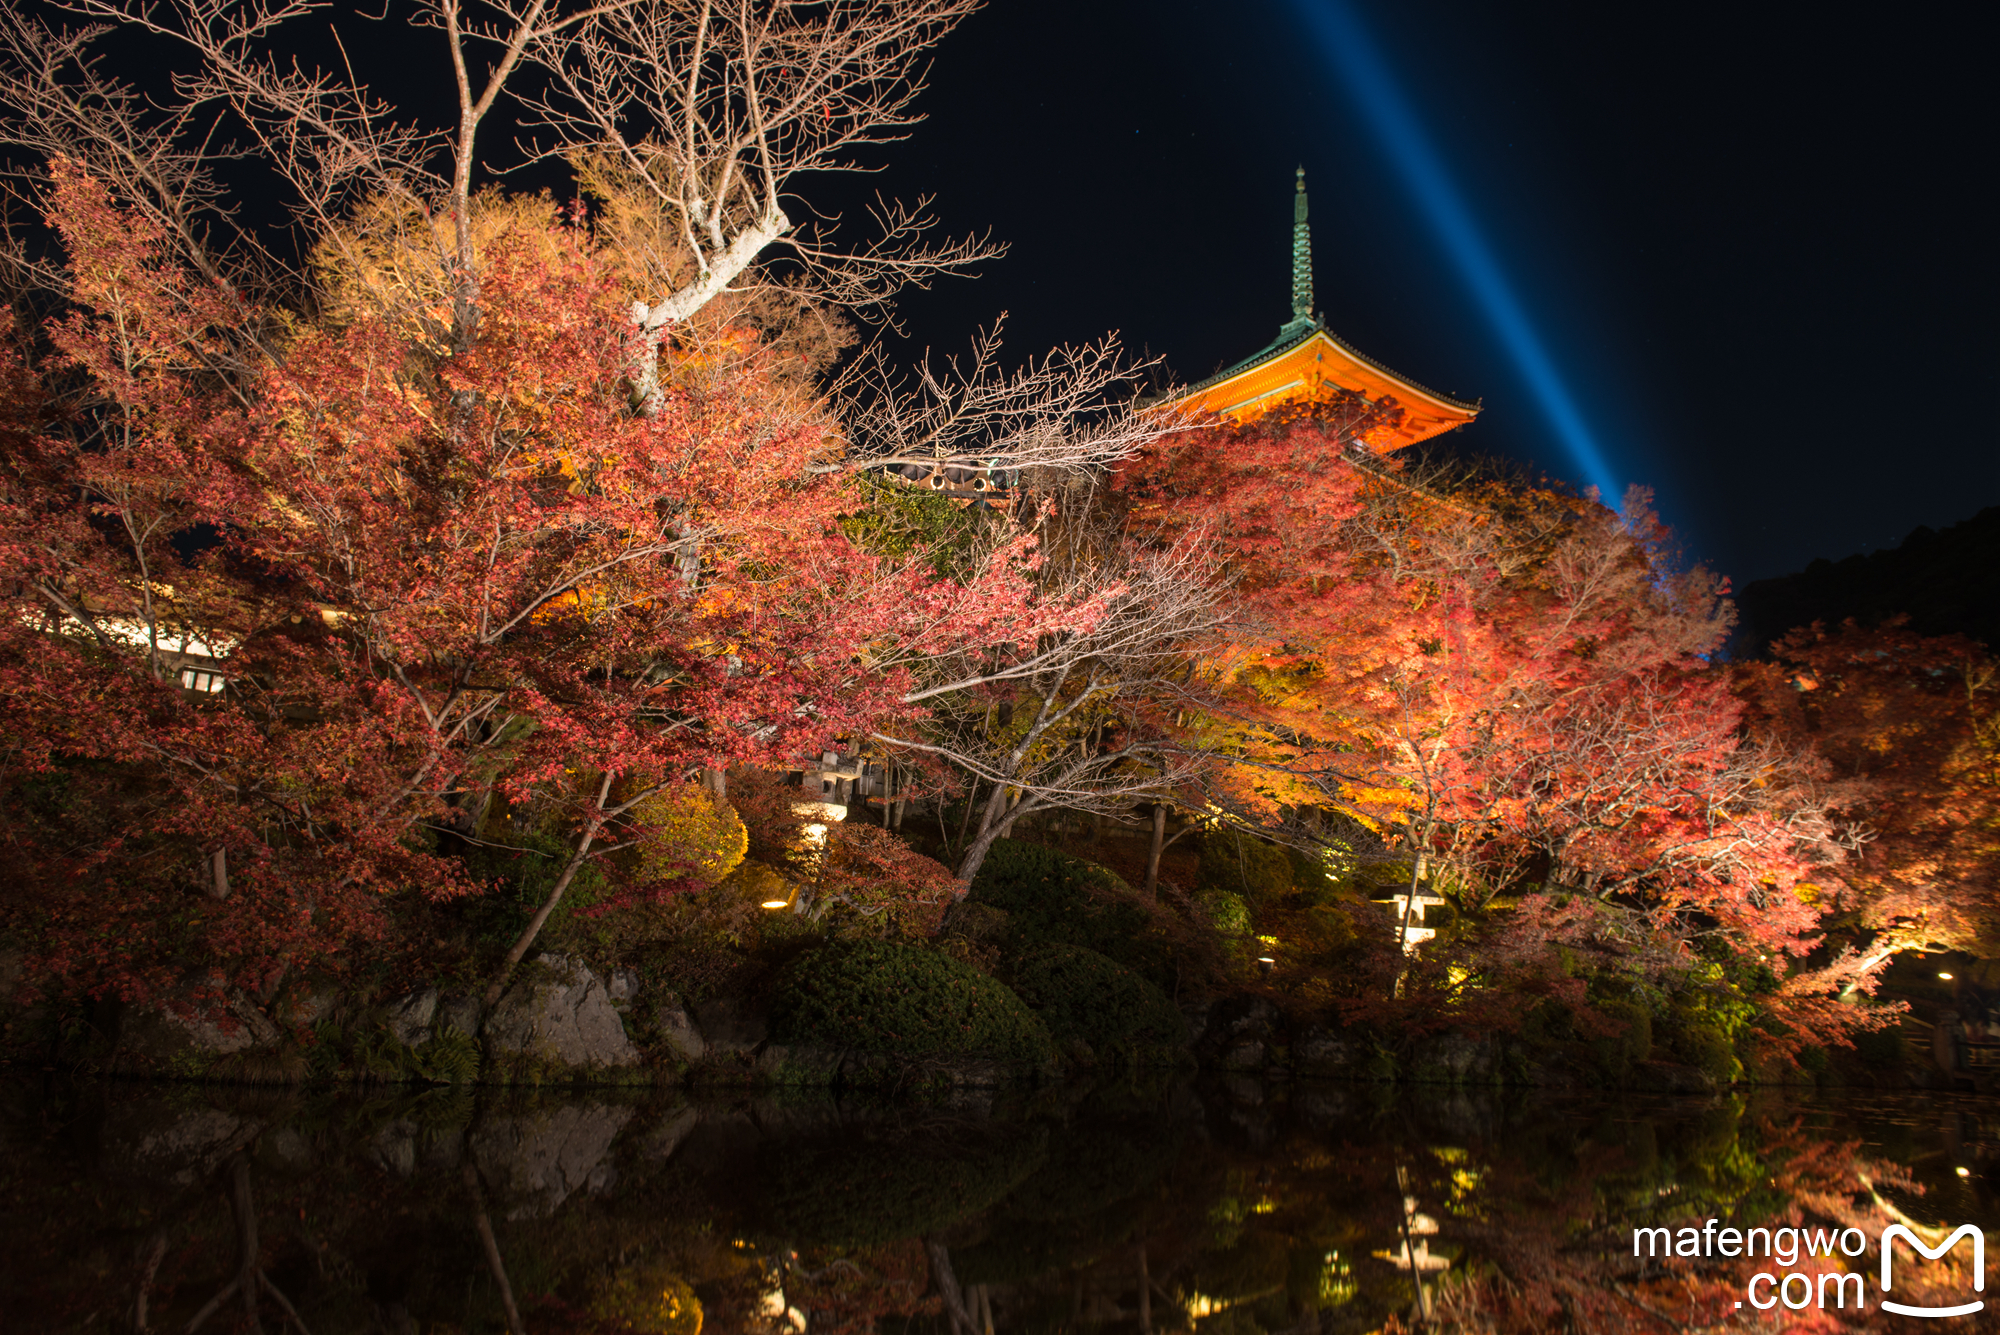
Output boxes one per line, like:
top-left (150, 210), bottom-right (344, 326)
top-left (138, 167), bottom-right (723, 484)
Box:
top-left (801, 0), bottom-right (1998, 585)
top-left (66, 0), bottom-right (1999, 585)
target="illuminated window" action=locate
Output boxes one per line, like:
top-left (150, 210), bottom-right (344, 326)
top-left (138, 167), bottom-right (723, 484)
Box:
top-left (180, 668), bottom-right (225, 694)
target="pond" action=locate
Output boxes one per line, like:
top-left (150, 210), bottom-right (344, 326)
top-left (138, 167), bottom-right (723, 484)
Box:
top-left (2, 1076), bottom-right (1994, 1333)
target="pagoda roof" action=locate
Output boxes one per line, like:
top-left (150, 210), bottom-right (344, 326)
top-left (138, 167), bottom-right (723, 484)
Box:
top-left (1163, 168), bottom-right (1479, 451)
top-left (1170, 319), bottom-right (1480, 451)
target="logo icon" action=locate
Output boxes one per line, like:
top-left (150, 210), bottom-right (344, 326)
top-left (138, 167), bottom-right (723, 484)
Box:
top-left (1880, 1224), bottom-right (1985, 1318)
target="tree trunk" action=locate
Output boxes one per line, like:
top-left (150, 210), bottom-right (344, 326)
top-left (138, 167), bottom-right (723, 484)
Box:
top-left (955, 803), bottom-right (1031, 885)
top-left (484, 774), bottom-right (614, 1006)
top-left (230, 1156), bottom-right (262, 1334)
top-left (925, 1240), bottom-right (978, 1335)
top-left (466, 1164), bottom-right (526, 1335)
top-left (1143, 803), bottom-right (1167, 901)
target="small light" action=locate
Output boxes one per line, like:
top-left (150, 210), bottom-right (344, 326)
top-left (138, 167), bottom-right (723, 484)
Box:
top-left (1257, 956), bottom-right (1276, 965)
top-left (761, 900), bottom-right (790, 910)
top-left (1939, 972), bottom-right (1955, 981)
top-left (1956, 1166), bottom-right (1971, 1178)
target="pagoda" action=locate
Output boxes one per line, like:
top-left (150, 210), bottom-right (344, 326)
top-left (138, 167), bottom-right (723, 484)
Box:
top-left (1172, 169), bottom-right (1479, 451)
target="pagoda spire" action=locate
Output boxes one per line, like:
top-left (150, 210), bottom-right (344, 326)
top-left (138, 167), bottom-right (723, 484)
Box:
top-left (1281, 166), bottom-right (1316, 339)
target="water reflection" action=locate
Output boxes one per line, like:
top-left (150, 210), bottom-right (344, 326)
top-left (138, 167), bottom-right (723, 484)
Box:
top-left (3, 1077), bottom-right (1994, 1332)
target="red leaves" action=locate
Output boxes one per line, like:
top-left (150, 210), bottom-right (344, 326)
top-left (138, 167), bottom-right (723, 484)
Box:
top-left (0, 171), bottom-right (1082, 1005)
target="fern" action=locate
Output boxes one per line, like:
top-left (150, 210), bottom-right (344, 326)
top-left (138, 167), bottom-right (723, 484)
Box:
top-left (421, 1029), bottom-right (482, 1084)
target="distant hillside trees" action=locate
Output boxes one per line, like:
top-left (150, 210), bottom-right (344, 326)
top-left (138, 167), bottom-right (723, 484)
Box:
top-left (1734, 506), bottom-right (2000, 657)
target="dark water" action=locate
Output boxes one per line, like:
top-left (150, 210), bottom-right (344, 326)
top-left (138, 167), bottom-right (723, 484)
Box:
top-left (3, 1076), bottom-right (1995, 1334)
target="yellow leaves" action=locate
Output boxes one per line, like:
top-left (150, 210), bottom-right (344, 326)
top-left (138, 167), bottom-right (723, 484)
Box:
top-left (632, 782), bottom-right (748, 889)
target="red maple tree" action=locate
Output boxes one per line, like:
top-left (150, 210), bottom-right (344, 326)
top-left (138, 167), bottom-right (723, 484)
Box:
top-left (0, 164), bottom-right (1104, 1013)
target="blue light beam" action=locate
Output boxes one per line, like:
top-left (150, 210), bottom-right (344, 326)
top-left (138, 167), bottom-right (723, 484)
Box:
top-left (1289, 0), bottom-right (1623, 505)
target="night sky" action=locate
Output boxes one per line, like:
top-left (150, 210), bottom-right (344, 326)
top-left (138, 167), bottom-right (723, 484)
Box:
top-left (48, 0), bottom-right (1999, 585)
top-left (804, 0), bottom-right (1998, 585)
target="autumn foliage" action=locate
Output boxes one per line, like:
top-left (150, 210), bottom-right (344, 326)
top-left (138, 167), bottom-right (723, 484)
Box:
top-left (0, 164), bottom-right (1089, 1010)
top-left (1118, 402), bottom-right (1893, 1052)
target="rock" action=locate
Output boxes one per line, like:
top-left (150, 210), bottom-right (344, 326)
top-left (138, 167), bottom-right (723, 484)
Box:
top-left (652, 998), bottom-right (707, 1063)
top-left (472, 1102), bottom-right (635, 1218)
top-left (1219, 1040), bottom-right (1266, 1071)
top-left (1294, 1084), bottom-right (1358, 1125)
top-left (1197, 994), bottom-right (1279, 1067)
top-left (274, 984), bottom-right (340, 1030)
top-left (485, 955), bottom-right (641, 1072)
top-left (690, 995), bottom-right (767, 1055)
top-left (121, 999), bottom-right (269, 1065)
top-left (264, 1126), bottom-right (316, 1169)
top-left (100, 1103), bottom-right (255, 1186)
top-left (439, 995), bottom-right (484, 1037)
top-left (383, 989), bottom-right (440, 1047)
top-left (1294, 1026), bottom-right (1358, 1076)
top-left (419, 1127), bottom-right (466, 1173)
top-left (372, 1119), bottom-right (419, 1177)
top-left (1224, 1074), bottom-right (1266, 1106)
top-left (636, 1104), bottom-right (701, 1162)
top-left (608, 967), bottom-right (640, 1009)
top-left (1408, 1032), bottom-right (1496, 1085)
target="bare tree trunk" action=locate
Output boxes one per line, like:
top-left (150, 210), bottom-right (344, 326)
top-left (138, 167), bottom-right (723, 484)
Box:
top-left (1136, 1244), bottom-right (1152, 1334)
top-left (466, 1165), bottom-right (526, 1335)
top-left (229, 1155), bottom-right (264, 1335)
top-left (485, 772), bottom-right (614, 1006)
top-left (1143, 803), bottom-right (1167, 901)
top-left (132, 1234), bottom-right (168, 1333)
top-left (208, 847), bottom-right (230, 900)
top-left (924, 1240), bottom-right (978, 1335)
top-left (956, 796), bottom-right (1042, 884)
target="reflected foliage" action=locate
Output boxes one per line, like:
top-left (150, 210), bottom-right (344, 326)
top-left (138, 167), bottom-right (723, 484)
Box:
top-left (1, 1080), bottom-right (1994, 1333)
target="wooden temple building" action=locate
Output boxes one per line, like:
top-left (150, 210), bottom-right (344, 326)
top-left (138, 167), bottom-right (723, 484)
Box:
top-left (1172, 168), bottom-right (1479, 447)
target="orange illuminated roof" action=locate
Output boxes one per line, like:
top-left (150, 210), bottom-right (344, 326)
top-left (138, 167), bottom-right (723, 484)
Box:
top-left (1172, 323), bottom-right (1480, 451)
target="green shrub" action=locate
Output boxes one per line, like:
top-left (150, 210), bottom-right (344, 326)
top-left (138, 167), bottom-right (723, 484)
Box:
top-left (1198, 889), bottom-right (1252, 940)
top-left (770, 940), bottom-right (1056, 1066)
top-left (1667, 1018), bottom-right (1738, 1085)
top-left (968, 840), bottom-right (1171, 983)
top-left (1198, 829), bottom-right (1293, 903)
top-left (1589, 998), bottom-right (1654, 1081)
top-left (461, 830), bottom-right (608, 951)
top-left (1007, 944), bottom-right (1186, 1057)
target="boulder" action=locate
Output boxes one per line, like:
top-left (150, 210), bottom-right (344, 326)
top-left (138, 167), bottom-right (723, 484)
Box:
top-left (1293, 1026), bottom-right (1359, 1076)
top-left (383, 988), bottom-right (440, 1047)
top-left (274, 983), bottom-right (340, 1030)
top-left (439, 995), bottom-right (484, 1037)
top-left (372, 1119), bottom-right (420, 1177)
top-left (636, 1104), bottom-right (701, 1162)
top-left (1219, 1039), bottom-right (1267, 1071)
top-left (120, 993), bottom-right (280, 1068)
top-left (608, 967), bottom-right (640, 1010)
top-left (1195, 994), bottom-right (1278, 1066)
top-left (100, 1102), bottom-right (256, 1186)
top-left (690, 995), bottom-right (767, 1055)
top-left (472, 1102), bottom-right (634, 1219)
top-left (485, 955), bottom-right (641, 1073)
top-left (1408, 1032), bottom-right (1496, 1085)
top-left (652, 998), bottom-right (706, 1063)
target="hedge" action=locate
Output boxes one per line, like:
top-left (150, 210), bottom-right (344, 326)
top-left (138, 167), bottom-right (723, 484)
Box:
top-left (1007, 944), bottom-right (1186, 1058)
top-left (770, 939), bottom-right (1056, 1066)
